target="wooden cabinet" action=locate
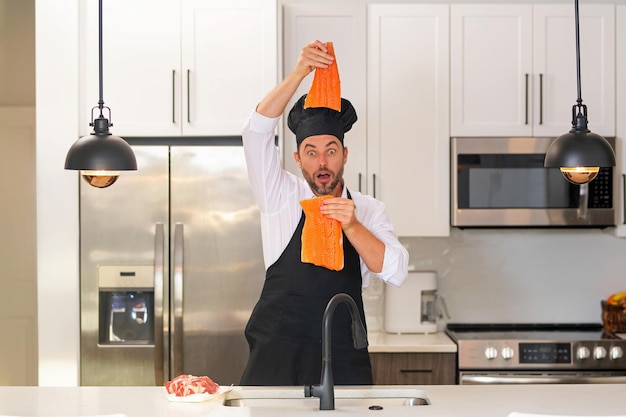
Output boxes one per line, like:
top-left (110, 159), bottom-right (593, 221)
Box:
top-left (369, 352), bottom-right (457, 385)
top-left (81, 0), bottom-right (276, 137)
top-left (283, 3), bottom-right (450, 237)
top-left (450, 4), bottom-right (615, 138)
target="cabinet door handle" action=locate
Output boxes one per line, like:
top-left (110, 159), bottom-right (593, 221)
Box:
top-left (358, 173), bottom-right (362, 193)
top-left (372, 174), bottom-right (377, 198)
top-left (400, 369), bottom-right (433, 374)
top-left (187, 69), bottom-right (191, 124)
top-left (172, 70), bottom-right (176, 124)
top-left (622, 174), bottom-right (625, 225)
top-left (524, 73), bottom-right (529, 125)
top-left (539, 73), bottom-right (544, 125)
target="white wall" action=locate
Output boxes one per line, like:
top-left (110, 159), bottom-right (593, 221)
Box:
top-left (35, 0), bottom-right (80, 386)
top-left (0, 0), bottom-right (37, 386)
top-left (0, 0), bottom-right (35, 106)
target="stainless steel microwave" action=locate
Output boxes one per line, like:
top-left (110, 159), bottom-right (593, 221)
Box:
top-left (451, 137), bottom-right (617, 228)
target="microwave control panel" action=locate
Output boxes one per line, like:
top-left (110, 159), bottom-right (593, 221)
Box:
top-left (588, 168), bottom-right (612, 208)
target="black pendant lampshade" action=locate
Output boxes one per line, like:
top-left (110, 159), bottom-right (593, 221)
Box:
top-left (543, 0), bottom-right (615, 185)
top-left (65, 117), bottom-right (137, 188)
top-left (64, 0), bottom-right (136, 188)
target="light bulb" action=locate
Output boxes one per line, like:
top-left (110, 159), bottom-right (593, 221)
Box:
top-left (81, 170), bottom-right (120, 188)
top-left (559, 166), bottom-right (599, 185)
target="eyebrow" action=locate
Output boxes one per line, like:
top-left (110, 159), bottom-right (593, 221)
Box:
top-left (303, 140), bottom-right (341, 150)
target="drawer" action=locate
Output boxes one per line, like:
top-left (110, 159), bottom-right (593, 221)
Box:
top-left (370, 352), bottom-right (457, 385)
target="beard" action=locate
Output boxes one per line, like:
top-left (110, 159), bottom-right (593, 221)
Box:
top-left (302, 166), bottom-right (344, 196)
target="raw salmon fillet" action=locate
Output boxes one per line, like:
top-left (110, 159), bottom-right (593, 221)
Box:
top-left (300, 196), bottom-right (344, 271)
top-left (303, 42), bottom-right (341, 112)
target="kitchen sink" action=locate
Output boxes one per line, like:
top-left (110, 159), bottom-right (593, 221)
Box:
top-left (222, 387), bottom-right (430, 408)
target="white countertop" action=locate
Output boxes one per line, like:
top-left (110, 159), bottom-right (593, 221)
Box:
top-left (1, 384), bottom-right (625, 417)
top-left (367, 330), bottom-right (457, 353)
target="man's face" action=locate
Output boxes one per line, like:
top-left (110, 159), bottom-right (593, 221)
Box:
top-left (294, 134), bottom-right (348, 196)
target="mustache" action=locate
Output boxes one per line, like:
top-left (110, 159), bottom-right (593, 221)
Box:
top-left (315, 168), bottom-right (333, 176)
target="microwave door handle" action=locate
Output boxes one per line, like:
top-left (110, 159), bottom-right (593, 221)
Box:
top-left (154, 223), bottom-right (166, 385)
top-left (622, 174), bottom-right (625, 225)
top-left (577, 183), bottom-right (589, 220)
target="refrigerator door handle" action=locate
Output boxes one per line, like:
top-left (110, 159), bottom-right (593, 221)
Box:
top-left (154, 222), bottom-right (166, 385)
top-left (172, 223), bottom-right (184, 376)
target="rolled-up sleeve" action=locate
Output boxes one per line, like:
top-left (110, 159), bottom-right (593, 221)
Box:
top-left (242, 112), bottom-right (283, 213)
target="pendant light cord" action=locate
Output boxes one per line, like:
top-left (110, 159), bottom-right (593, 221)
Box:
top-left (574, 0), bottom-right (583, 114)
top-left (98, 0), bottom-right (105, 119)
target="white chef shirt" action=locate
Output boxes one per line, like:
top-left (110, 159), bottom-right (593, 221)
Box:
top-left (242, 111), bottom-right (408, 288)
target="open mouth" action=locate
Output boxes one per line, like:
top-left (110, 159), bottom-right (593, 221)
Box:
top-left (317, 171), bottom-right (332, 183)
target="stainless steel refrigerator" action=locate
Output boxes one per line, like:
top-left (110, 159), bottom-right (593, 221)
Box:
top-left (79, 141), bottom-right (265, 386)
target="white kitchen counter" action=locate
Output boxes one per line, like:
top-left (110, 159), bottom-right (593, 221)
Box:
top-left (1, 384), bottom-right (625, 417)
top-left (367, 330), bottom-right (457, 353)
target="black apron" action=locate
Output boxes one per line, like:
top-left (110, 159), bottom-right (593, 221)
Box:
top-left (240, 191), bottom-right (372, 386)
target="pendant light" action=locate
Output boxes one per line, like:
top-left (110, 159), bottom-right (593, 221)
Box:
top-left (543, 0), bottom-right (615, 185)
top-left (64, 0), bottom-right (136, 188)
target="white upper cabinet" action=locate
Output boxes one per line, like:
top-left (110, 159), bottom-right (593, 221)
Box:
top-left (81, 0), bottom-right (276, 137)
top-left (451, 5), bottom-right (532, 137)
top-left (533, 5), bottom-right (615, 138)
top-left (367, 4), bottom-right (450, 237)
top-left (451, 4), bottom-right (615, 138)
top-left (282, 3), bottom-right (367, 191)
top-left (283, 3), bottom-right (450, 237)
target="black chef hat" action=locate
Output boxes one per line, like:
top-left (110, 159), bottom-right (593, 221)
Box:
top-left (287, 94), bottom-right (357, 147)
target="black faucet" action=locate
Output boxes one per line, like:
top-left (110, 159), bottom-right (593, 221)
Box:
top-left (304, 293), bottom-right (369, 410)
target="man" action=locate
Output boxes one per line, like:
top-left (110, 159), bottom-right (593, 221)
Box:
top-left (240, 40), bottom-right (408, 386)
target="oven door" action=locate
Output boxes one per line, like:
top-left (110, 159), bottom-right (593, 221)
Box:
top-left (460, 371), bottom-right (626, 385)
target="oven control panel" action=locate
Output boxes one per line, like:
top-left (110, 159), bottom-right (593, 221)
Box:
top-left (457, 340), bottom-right (626, 370)
top-left (519, 343), bottom-right (570, 364)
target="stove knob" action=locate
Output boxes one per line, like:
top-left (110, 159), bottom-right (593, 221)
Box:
top-left (485, 346), bottom-right (498, 360)
top-left (501, 346), bottom-right (515, 360)
top-left (609, 346), bottom-right (624, 360)
top-left (576, 346), bottom-right (590, 360)
top-left (593, 346), bottom-right (607, 360)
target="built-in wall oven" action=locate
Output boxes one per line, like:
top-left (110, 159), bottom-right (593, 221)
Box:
top-left (446, 323), bottom-right (626, 385)
top-left (451, 137), bottom-right (617, 228)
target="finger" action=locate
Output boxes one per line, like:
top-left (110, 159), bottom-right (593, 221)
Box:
top-left (302, 43), bottom-right (334, 67)
top-left (320, 199), bottom-right (353, 215)
top-left (308, 40), bottom-right (328, 53)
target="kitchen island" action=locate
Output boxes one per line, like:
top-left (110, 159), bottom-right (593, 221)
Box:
top-left (0, 384), bottom-right (624, 417)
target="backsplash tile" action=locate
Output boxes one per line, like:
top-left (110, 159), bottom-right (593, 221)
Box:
top-left (364, 227), bottom-right (626, 333)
